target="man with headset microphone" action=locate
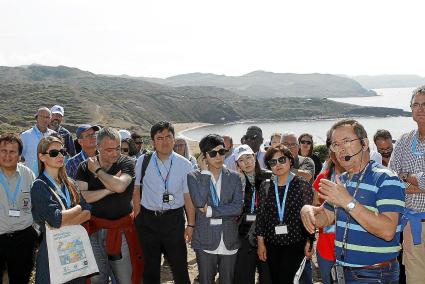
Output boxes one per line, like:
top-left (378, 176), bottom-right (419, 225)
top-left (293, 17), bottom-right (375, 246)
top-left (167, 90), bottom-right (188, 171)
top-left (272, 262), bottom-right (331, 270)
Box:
top-left (301, 119), bottom-right (405, 283)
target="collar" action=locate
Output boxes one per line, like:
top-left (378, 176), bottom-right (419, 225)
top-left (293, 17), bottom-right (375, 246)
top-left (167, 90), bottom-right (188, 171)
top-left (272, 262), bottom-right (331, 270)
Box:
top-left (0, 166), bottom-right (20, 178)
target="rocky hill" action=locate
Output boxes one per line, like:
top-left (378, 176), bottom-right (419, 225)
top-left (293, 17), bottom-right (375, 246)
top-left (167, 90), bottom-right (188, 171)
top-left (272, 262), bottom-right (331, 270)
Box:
top-left (0, 65), bottom-right (409, 134)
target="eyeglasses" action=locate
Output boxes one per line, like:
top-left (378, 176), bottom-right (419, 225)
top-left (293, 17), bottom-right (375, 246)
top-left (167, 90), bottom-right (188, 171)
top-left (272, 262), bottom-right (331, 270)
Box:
top-left (80, 133), bottom-right (97, 139)
top-left (411, 102), bottom-right (425, 109)
top-left (207, 148), bottom-right (228, 158)
top-left (121, 148), bottom-right (129, 153)
top-left (283, 142), bottom-right (298, 148)
top-left (330, 138), bottom-right (360, 152)
top-left (268, 156), bottom-right (287, 167)
top-left (43, 148), bottom-right (67, 157)
top-left (300, 140), bottom-right (312, 145)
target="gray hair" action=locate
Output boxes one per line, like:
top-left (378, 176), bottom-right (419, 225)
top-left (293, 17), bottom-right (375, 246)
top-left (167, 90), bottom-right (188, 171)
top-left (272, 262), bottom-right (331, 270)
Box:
top-left (174, 136), bottom-right (191, 159)
top-left (411, 85), bottom-right (425, 105)
top-left (96, 127), bottom-right (120, 145)
top-left (281, 132), bottom-right (297, 143)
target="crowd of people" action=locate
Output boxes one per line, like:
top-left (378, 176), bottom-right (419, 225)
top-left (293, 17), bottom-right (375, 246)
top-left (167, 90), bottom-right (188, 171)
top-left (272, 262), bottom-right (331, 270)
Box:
top-left (1, 86), bottom-right (425, 284)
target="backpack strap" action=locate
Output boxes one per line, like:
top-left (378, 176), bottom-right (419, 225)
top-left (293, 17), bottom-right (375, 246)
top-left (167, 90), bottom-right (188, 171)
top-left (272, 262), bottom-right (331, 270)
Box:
top-left (140, 151), bottom-right (153, 185)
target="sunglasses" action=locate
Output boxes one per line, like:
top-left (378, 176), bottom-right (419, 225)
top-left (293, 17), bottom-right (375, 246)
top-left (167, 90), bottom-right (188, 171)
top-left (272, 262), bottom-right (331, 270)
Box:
top-left (43, 148), bottom-right (67, 157)
top-left (268, 156), bottom-right (287, 167)
top-left (121, 148), bottom-right (129, 153)
top-left (300, 140), bottom-right (312, 145)
top-left (207, 148), bottom-right (228, 158)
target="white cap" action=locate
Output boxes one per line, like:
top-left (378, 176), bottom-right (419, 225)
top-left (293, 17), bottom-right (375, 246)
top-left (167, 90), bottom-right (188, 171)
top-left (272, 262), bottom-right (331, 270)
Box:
top-left (118, 129), bottom-right (131, 140)
top-left (235, 144), bottom-right (255, 161)
top-left (51, 105), bottom-right (64, 116)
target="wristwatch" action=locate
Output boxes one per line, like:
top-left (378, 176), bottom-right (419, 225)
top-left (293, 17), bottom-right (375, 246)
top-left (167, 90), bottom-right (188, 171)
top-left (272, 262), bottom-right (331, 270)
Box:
top-left (346, 199), bottom-right (357, 212)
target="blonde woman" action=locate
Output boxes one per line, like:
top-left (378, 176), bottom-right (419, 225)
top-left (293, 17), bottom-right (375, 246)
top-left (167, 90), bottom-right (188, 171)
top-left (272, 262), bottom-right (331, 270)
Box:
top-left (31, 136), bottom-right (91, 283)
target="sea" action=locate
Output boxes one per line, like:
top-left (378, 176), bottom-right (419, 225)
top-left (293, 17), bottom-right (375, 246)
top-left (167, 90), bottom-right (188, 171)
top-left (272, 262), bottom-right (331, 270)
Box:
top-left (180, 87), bottom-right (417, 148)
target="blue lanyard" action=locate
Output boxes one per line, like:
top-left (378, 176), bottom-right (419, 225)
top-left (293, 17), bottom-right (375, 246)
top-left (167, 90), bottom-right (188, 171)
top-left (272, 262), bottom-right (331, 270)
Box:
top-left (209, 173), bottom-right (222, 207)
top-left (80, 151), bottom-right (87, 161)
top-left (250, 188), bottom-right (256, 214)
top-left (274, 173), bottom-right (294, 224)
top-left (411, 134), bottom-right (425, 156)
top-left (0, 172), bottom-right (21, 208)
top-left (153, 152), bottom-right (174, 192)
top-left (43, 172), bottom-right (72, 208)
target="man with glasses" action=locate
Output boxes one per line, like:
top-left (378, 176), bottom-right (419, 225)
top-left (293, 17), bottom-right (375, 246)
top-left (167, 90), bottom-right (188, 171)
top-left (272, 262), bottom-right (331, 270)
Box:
top-left (131, 132), bottom-right (148, 158)
top-left (20, 107), bottom-right (56, 174)
top-left (301, 119), bottom-right (405, 283)
top-left (66, 124), bottom-right (100, 179)
top-left (76, 127), bottom-right (143, 284)
top-left (133, 121), bottom-right (195, 284)
top-left (49, 105), bottom-right (76, 158)
top-left (373, 129), bottom-right (393, 167)
top-left (389, 86), bottom-right (425, 283)
top-left (281, 132), bottom-right (315, 183)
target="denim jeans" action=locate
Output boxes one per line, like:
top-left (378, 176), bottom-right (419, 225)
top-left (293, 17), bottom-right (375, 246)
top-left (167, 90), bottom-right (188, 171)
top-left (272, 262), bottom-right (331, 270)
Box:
top-left (299, 259), bottom-right (313, 284)
top-left (344, 260), bottom-right (399, 284)
top-left (317, 251), bottom-right (334, 284)
top-left (90, 230), bottom-right (132, 284)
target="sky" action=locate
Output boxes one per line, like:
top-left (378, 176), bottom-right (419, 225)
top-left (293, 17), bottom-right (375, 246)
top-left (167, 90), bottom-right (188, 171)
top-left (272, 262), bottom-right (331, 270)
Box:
top-left (1, 0), bottom-right (424, 78)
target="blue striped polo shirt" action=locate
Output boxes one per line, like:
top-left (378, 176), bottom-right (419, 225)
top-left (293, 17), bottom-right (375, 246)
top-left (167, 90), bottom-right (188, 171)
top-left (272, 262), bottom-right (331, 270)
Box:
top-left (323, 160), bottom-right (405, 267)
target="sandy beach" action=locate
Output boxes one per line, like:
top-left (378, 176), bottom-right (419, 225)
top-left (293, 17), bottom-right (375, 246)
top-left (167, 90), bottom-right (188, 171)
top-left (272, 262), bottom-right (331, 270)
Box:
top-left (174, 122), bottom-right (211, 155)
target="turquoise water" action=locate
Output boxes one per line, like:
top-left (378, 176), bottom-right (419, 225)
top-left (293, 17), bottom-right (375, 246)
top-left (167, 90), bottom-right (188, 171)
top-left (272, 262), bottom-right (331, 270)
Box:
top-left (181, 88), bottom-right (416, 146)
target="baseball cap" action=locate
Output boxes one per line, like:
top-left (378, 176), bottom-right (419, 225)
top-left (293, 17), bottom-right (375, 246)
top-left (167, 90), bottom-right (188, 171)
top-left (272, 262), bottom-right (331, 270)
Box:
top-left (119, 129), bottom-right (131, 140)
top-left (76, 124), bottom-right (100, 138)
top-left (235, 144), bottom-right (255, 161)
top-left (51, 105), bottom-right (64, 116)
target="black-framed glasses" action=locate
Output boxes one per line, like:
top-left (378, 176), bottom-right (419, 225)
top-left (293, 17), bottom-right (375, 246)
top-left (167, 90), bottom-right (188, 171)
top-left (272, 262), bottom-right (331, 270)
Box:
top-left (207, 148), bottom-right (228, 158)
top-left (268, 156), bottom-right (287, 167)
top-left (43, 148), bottom-right (67, 157)
top-left (300, 140), bottom-right (312, 145)
top-left (411, 102), bottom-right (425, 109)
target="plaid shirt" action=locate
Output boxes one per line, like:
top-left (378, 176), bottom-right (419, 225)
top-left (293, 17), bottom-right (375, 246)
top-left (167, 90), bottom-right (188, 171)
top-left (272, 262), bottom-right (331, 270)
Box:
top-left (66, 150), bottom-right (88, 180)
top-left (389, 129), bottom-right (425, 212)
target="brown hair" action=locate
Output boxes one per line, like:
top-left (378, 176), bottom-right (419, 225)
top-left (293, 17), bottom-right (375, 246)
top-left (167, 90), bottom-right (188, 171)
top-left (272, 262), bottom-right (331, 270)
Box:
top-left (0, 133), bottom-right (23, 155)
top-left (298, 133), bottom-right (313, 157)
top-left (37, 136), bottom-right (80, 206)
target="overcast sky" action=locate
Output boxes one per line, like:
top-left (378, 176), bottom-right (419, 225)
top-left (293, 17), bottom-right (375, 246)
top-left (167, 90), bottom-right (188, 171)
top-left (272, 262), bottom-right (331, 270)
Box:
top-left (1, 0), bottom-right (424, 78)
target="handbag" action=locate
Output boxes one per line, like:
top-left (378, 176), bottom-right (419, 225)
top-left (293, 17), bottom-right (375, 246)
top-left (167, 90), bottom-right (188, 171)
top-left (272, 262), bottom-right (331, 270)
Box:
top-left (293, 257), bottom-right (307, 284)
top-left (46, 186), bottom-right (98, 284)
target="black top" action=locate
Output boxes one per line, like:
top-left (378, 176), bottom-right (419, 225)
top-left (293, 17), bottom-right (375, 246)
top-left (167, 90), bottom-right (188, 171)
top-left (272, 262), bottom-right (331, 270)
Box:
top-left (255, 175), bottom-right (313, 246)
top-left (311, 153), bottom-right (323, 179)
top-left (76, 155), bottom-right (135, 220)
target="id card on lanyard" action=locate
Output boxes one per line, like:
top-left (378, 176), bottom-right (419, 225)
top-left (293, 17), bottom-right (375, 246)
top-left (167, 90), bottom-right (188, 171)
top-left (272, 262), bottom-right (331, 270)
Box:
top-left (153, 152), bottom-right (174, 203)
top-left (246, 186), bottom-right (257, 222)
top-left (0, 172), bottom-right (22, 217)
top-left (43, 172), bottom-right (72, 208)
top-left (274, 173), bottom-right (294, 235)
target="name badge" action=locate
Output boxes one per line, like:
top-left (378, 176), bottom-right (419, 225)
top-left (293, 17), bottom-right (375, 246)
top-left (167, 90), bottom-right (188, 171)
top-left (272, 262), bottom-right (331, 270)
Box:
top-left (210, 218), bottom-right (222, 226)
top-left (8, 209), bottom-right (21, 217)
top-left (246, 214), bottom-right (256, 222)
top-left (275, 225), bottom-right (288, 235)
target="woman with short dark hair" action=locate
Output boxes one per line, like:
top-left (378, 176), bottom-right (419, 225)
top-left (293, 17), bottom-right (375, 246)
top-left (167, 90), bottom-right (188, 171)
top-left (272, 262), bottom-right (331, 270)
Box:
top-left (256, 145), bottom-right (313, 283)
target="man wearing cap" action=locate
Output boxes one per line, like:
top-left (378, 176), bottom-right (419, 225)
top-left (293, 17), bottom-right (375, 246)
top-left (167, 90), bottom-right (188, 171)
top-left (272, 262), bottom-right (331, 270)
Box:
top-left (20, 107), bottom-right (56, 174)
top-left (0, 133), bottom-right (38, 284)
top-left (66, 124), bottom-right (100, 179)
top-left (241, 126), bottom-right (267, 170)
top-left (49, 105), bottom-right (76, 157)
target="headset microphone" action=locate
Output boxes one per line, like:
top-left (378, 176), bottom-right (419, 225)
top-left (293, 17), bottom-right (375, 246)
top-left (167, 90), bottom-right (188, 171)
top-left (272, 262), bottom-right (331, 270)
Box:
top-left (344, 148), bottom-right (363, 161)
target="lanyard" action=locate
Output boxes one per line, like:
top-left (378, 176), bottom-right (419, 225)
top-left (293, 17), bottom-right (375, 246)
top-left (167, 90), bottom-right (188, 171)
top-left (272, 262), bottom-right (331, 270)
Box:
top-left (0, 172), bottom-right (21, 208)
top-left (245, 174), bottom-right (257, 214)
top-left (209, 172), bottom-right (222, 207)
top-left (43, 172), bottom-right (72, 208)
top-left (153, 152), bottom-right (174, 193)
top-left (411, 134), bottom-right (425, 156)
top-left (80, 151), bottom-right (87, 161)
top-left (274, 173), bottom-right (294, 224)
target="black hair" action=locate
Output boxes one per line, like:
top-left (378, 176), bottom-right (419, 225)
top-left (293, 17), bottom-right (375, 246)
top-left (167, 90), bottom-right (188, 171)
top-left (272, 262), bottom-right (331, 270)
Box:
top-left (199, 134), bottom-right (225, 155)
top-left (373, 129), bottom-right (392, 143)
top-left (264, 144), bottom-right (294, 170)
top-left (150, 121), bottom-right (175, 140)
top-left (0, 133), bottom-right (23, 155)
top-left (122, 138), bottom-right (138, 157)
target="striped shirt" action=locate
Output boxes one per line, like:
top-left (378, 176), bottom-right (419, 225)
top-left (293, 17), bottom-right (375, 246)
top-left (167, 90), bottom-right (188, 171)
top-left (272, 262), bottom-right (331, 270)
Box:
top-left (324, 161), bottom-right (405, 267)
top-left (389, 129), bottom-right (425, 212)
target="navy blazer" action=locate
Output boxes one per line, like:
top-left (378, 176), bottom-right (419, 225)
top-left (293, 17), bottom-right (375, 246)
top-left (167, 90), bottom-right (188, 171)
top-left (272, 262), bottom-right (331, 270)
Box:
top-left (187, 167), bottom-right (243, 251)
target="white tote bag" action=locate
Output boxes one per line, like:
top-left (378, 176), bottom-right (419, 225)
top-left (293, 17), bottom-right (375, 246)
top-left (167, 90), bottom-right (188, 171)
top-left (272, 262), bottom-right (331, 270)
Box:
top-left (46, 187), bottom-right (98, 284)
top-left (293, 257), bottom-right (307, 284)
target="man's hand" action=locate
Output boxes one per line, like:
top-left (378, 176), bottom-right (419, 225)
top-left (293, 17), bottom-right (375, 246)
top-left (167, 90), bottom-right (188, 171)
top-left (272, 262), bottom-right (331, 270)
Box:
top-left (300, 205), bottom-right (317, 234)
top-left (184, 226), bottom-right (194, 243)
top-left (304, 240), bottom-right (314, 259)
top-left (199, 204), bottom-right (208, 215)
top-left (87, 157), bottom-right (101, 173)
top-left (318, 176), bottom-right (352, 208)
top-left (257, 237), bottom-right (267, 261)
